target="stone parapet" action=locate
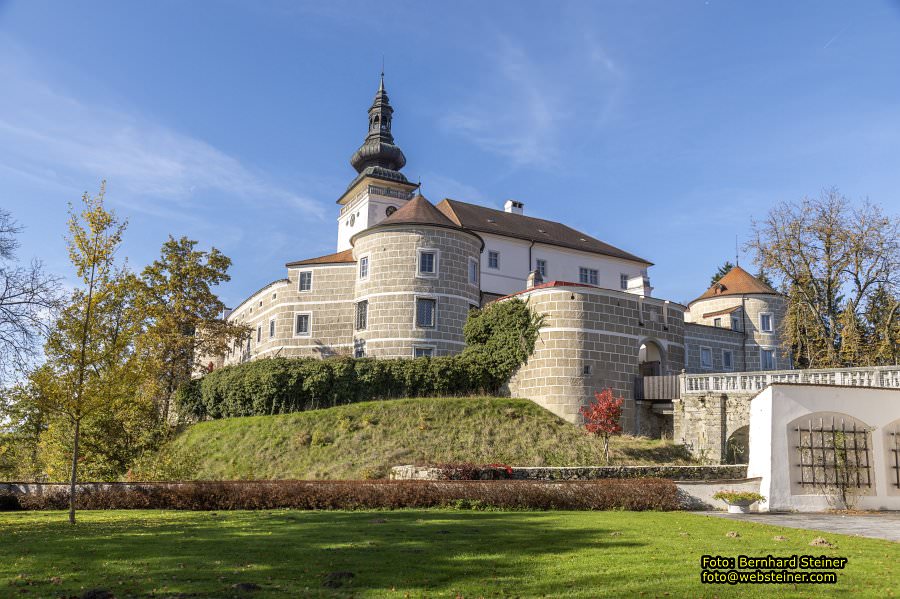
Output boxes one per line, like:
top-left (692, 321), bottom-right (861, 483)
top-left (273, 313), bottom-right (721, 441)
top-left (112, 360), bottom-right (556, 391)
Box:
top-left (389, 464), bottom-right (748, 481)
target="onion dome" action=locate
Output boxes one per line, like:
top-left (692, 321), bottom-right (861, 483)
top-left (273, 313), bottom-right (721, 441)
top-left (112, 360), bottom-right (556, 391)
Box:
top-left (348, 74), bottom-right (409, 187)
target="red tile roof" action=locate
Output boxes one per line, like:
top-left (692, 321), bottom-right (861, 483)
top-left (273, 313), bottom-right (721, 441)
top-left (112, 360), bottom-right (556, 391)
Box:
top-left (435, 199), bottom-right (651, 265)
top-left (690, 266), bottom-right (778, 305)
top-left (702, 305), bottom-right (742, 319)
top-left (286, 249), bottom-right (355, 267)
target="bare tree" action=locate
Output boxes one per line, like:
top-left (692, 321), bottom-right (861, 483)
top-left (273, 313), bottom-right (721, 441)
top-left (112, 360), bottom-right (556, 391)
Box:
top-left (750, 189), bottom-right (899, 367)
top-left (0, 209), bottom-right (61, 382)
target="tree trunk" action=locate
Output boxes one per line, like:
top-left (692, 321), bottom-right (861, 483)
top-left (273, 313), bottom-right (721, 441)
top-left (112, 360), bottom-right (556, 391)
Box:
top-left (68, 418), bottom-right (80, 525)
top-left (603, 435), bottom-right (610, 465)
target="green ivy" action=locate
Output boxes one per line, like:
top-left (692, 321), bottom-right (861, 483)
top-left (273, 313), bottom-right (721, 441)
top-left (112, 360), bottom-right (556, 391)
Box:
top-left (177, 298), bottom-right (544, 420)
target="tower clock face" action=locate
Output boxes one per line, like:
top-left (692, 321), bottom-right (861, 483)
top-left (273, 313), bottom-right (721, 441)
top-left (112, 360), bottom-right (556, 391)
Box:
top-left (385, 206), bottom-right (397, 216)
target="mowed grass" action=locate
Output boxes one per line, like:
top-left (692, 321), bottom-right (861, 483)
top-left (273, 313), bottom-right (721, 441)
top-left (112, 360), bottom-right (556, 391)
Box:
top-left (1, 510), bottom-right (896, 598)
top-left (145, 397), bottom-right (693, 480)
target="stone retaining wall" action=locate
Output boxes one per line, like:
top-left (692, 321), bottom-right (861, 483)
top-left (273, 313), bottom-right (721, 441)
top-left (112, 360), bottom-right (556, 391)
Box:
top-left (390, 464), bottom-right (748, 481)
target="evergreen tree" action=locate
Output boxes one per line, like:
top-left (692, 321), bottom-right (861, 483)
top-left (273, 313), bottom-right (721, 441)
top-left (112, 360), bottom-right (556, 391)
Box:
top-left (709, 261), bottom-right (735, 286)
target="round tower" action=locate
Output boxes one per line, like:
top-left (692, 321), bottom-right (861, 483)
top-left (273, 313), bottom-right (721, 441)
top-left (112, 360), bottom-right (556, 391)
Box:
top-left (350, 195), bottom-right (483, 358)
top-left (687, 266), bottom-right (788, 370)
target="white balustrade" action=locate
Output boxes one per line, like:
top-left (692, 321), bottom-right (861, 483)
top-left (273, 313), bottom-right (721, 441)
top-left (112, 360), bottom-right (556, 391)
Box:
top-left (682, 365), bottom-right (900, 394)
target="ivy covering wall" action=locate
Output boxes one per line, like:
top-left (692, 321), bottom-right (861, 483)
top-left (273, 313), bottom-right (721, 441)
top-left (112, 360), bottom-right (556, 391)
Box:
top-left (176, 299), bottom-right (544, 420)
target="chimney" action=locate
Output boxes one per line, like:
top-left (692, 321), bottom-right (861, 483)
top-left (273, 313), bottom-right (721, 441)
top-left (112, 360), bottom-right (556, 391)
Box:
top-left (526, 269), bottom-right (543, 289)
top-left (504, 199), bottom-right (524, 215)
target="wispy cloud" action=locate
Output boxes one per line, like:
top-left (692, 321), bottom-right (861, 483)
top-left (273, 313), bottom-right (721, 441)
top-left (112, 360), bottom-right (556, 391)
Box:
top-left (439, 31), bottom-right (623, 170)
top-left (0, 40), bottom-right (325, 220)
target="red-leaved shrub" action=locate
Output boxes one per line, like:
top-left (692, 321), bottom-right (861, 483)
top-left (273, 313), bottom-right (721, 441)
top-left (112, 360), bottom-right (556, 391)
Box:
top-left (8, 479), bottom-right (679, 512)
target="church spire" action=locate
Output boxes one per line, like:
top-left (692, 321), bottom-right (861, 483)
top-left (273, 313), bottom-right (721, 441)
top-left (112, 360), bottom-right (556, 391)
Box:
top-left (349, 74), bottom-right (409, 187)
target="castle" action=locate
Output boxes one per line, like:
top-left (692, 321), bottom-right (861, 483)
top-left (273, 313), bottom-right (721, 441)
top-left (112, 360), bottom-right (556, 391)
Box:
top-left (213, 77), bottom-right (790, 435)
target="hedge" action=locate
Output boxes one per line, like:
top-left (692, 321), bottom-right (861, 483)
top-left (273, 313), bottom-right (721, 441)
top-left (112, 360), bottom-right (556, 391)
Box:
top-left (179, 298), bottom-right (544, 420)
top-left (0, 479), bottom-right (679, 511)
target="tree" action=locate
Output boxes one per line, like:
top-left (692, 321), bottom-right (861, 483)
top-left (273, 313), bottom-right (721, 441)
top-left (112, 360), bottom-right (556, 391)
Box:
top-left (709, 261), bottom-right (735, 286)
top-left (137, 236), bottom-right (246, 422)
top-left (750, 189), bottom-right (899, 367)
top-left (0, 209), bottom-right (61, 382)
top-left (864, 284), bottom-right (900, 365)
top-left (36, 183), bottom-right (128, 523)
top-left (580, 389), bottom-right (623, 465)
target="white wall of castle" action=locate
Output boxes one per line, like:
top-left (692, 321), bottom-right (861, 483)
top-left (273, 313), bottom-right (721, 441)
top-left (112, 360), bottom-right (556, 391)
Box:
top-left (478, 231), bottom-right (650, 297)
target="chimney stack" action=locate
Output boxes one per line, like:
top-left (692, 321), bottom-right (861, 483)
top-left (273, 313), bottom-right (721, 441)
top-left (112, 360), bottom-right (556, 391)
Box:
top-left (504, 199), bottom-right (524, 215)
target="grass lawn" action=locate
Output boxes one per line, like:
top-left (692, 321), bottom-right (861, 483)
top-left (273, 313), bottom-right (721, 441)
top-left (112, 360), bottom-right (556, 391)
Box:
top-left (137, 397), bottom-right (694, 480)
top-left (1, 510), bottom-right (896, 598)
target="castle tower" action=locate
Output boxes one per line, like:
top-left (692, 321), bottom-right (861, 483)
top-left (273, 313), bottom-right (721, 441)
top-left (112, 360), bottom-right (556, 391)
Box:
top-left (686, 266), bottom-right (789, 371)
top-left (350, 195), bottom-right (483, 358)
top-left (336, 74), bottom-right (419, 251)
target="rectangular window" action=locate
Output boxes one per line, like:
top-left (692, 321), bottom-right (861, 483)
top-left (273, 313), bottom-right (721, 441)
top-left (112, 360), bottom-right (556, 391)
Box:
top-left (620, 273), bottom-right (629, 290)
top-left (294, 313), bottom-right (310, 336)
top-left (761, 348), bottom-right (776, 370)
top-left (723, 350), bottom-right (733, 370)
top-left (413, 346), bottom-right (434, 358)
top-left (359, 256), bottom-right (369, 279)
top-left (354, 340), bottom-right (366, 358)
top-left (469, 258), bottom-right (479, 285)
top-left (416, 297), bottom-right (436, 328)
top-left (256, 325), bottom-right (261, 343)
top-left (536, 259), bottom-right (547, 278)
top-left (488, 250), bottom-right (499, 269)
top-left (269, 318), bottom-right (276, 338)
top-left (713, 317), bottom-right (722, 327)
top-left (356, 300), bottom-right (368, 330)
top-left (418, 250), bottom-right (436, 276)
top-left (579, 267), bottom-right (598, 285)
top-left (700, 347), bottom-right (712, 369)
top-left (298, 271), bottom-right (312, 292)
top-left (731, 316), bottom-right (740, 331)
top-left (760, 313), bottom-right (773, 332)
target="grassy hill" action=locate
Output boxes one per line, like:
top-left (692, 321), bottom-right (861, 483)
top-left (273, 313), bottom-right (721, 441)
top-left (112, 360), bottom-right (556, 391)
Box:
top-left (138, 397), bottom-right (693, 480)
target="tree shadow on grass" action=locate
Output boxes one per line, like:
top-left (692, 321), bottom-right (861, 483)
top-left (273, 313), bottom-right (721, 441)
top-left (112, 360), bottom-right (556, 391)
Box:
top-left (1, 510), bottom-right (649, 597)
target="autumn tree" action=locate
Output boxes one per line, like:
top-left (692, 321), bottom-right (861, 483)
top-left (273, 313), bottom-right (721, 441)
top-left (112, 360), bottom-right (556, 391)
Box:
top-left (137, 236), bottom-right (246, 422)
top-left (36, 183), bottom-right (130, 523)
top-left (750, 189), bottom-right (899, 367)
top-left (0, 209), bottom-right (61, 382)
top-left (580, 388), bottom-right (624, 465)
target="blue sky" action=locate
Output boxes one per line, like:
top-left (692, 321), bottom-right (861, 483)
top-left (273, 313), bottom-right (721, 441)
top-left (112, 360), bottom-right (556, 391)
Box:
top-left (1, 1), bottom-right (899, 305)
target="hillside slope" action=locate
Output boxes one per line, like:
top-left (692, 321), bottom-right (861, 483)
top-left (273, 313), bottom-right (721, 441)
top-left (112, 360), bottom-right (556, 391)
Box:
top-left (140, 397), bottom-right (693, 480)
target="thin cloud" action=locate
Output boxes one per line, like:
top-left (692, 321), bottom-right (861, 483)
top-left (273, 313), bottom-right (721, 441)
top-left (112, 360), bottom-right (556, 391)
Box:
top-left (0, 44), bottom-right (325, 220)
top-left (439, 33), bottom-right (623, 170)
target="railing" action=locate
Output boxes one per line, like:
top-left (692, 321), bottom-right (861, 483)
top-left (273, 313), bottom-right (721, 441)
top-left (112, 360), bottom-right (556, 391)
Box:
top-left (682, 365), bottom-right (900, 394)
top-left (635, 375), bottom-right (681, 401)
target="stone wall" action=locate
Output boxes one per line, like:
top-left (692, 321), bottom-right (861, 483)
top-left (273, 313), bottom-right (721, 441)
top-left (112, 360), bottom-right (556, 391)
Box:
top-left (505, 284), bottom-right (686, 432)
top-left (687, 294), bottom-right (789, 372)
top-left (390, 464), bottom-right (748, 481)
top-left (351, 225), bottom-right (481, 358)
top-left (673, 391), bottom-right (757, 463)
top-left (684, 322), bottom-right (746, 373)
top-left (222, 263), bottom-right (357, 365)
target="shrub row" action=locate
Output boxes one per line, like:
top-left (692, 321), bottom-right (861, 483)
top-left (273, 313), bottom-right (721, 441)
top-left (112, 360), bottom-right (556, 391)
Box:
top-left (0, 479), bottom-right (679, 511)
top-left (183, 354), bottom-right (497, 420)
top-left (179, 299), bottom-right (544, 420)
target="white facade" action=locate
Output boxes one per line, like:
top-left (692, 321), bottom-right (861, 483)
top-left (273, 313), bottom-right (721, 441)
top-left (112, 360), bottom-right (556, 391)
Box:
top-left (748, 384), bottom-right (900, 512)
top-left (478, 232), bottom-right (651, 297)
top-left (336, 183), bottom-right (415, 251)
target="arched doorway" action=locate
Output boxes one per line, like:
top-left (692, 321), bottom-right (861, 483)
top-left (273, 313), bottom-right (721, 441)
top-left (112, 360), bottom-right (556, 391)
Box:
top-left (638, 340), bottom-right (664, 376)
top-left (725, 425), bottom-right (749, 464)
